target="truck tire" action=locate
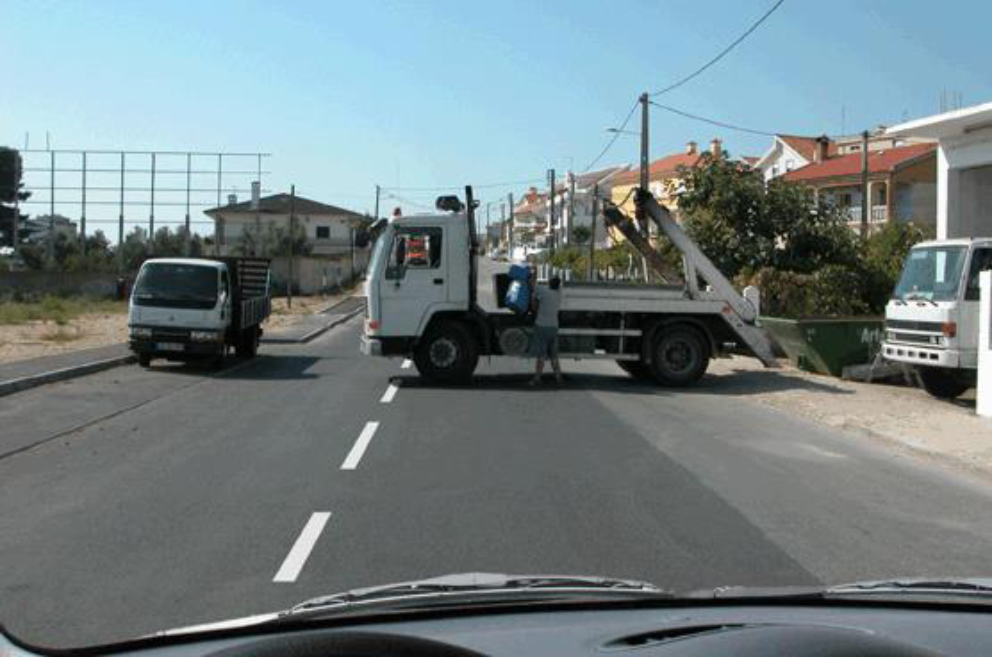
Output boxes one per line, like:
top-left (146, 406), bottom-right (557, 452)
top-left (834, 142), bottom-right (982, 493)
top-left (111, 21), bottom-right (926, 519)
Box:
top-left (616, 359), bottom-right (652, 381)
top-left (138, 353), bottom-right (152, 368)
top-left (414, 321), bottom-right (479, 384)
top-left (236, 327), bottom-right (259, 358)
top-left (649, 326), bottom-right (709, 387)
top-left (918, 367), bottom-right (971, 400)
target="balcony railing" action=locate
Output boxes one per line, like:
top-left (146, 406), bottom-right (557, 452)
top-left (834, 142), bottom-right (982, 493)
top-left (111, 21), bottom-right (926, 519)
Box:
top-left (846, 205), bottom-right (887, 223)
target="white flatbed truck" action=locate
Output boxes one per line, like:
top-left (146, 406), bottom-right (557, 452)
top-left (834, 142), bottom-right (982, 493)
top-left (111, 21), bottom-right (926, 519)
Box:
top-left (360, 187), bottom-right (776, 385)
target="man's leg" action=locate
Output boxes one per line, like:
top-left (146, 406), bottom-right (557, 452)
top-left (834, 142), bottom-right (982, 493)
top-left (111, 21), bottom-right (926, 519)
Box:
top-left (531, 358), bottom-right (544, 385)
top-left (550, 329), bottom-right (563, 383)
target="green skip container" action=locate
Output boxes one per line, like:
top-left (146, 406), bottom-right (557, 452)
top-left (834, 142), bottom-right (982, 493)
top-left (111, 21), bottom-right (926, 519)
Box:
top-left (759, 317), bottom-right (885, 377)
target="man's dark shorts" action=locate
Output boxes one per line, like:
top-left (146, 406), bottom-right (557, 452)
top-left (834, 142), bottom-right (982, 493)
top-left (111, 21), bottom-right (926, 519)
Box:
top-left (530, 325), bottom-right (559, 359)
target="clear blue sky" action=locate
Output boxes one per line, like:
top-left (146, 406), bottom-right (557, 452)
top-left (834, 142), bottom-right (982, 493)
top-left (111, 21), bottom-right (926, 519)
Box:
top-left (3, 0), bottom-right (991, 234)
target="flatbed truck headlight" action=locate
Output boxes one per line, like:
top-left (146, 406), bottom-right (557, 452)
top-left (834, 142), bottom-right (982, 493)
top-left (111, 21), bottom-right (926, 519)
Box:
top-left (130, 327), bottom-right (152, 338)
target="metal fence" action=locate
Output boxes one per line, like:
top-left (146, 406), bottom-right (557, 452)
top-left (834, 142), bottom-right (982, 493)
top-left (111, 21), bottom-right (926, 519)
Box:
top-left (17, 149), bottom-right (272, 249)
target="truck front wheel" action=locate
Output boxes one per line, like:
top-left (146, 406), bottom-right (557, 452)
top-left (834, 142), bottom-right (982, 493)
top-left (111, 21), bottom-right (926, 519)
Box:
top-left (138, 353), bottom-right (152, 368)
top-left (414, 321), bottom-right (479, 384)
top-left (236, 327), bottom-right (259, 358)
top-left (650, 326), bottom-right (709, 387)
top-left (918, 367), bottom-right (971, 400)
top-left (616, 359), bottom-right (652, 381)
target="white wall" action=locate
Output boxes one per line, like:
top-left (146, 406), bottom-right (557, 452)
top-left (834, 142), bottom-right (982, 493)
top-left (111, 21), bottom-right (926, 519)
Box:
top-left (216, 212), bottom-right (355, 255)
top-left (939, 135), bottom-right (992, 238)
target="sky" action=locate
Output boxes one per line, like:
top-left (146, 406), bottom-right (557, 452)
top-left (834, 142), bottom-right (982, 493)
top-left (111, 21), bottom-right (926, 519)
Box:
top-left (3, 0), bottom-right (992, 237)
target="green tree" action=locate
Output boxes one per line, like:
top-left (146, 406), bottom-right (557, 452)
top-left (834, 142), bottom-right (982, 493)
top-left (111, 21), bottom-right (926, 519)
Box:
top-left (0, 147), bottom-right (31, 247)
top-left (677, 154), bottom-right (858, 278)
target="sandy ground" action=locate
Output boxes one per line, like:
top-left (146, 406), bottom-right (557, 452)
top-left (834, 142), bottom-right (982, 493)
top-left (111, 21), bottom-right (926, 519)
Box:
top-left (707, 356), bottom-right (992, 477)
top-left (0, 295), bottom-right (347, 366)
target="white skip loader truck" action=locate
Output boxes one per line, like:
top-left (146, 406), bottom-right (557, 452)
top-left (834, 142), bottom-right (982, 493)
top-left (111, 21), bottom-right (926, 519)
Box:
top-left (882, 237), bottom-right (992, 399)
top-left (128, 256), bottom-right (271, 369)
top-left (360, 187), bottom-right (777, 385)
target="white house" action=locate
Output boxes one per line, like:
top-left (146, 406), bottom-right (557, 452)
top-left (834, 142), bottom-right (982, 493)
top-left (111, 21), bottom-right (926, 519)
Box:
top-left (755, 135), bottom-right (832, 181)
top-left (551, 165), bottom-right (630, 248)
top-left (205, 193), bottom-right (366, 256)
top-left (886, 101), bottom-right (992, 239)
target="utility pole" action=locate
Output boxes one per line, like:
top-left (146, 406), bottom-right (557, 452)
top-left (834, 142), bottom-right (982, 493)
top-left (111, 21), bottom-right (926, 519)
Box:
top-left (500, 203), bottom-right (506, 252)
top-left (638, 91), bottom-right (651, 281)
top-left (588, 184), bottom-right (599, 281)
top-left (349, 225), bottom-right (356, 284)
top-left (184, 152), bottom-right (192, 256)
top-left (288, 184), bottom-right (295, 309)
top-left (48, 150), bottom-right (55, 265)
top-left (80, 152), bottom-right (87, 255)
top-left (118, 152), bottom-right (125, 271)
top-left (149, 153), bottom-right (156, 244)
top-left (860, 129), bottom-right (870, 240)
top-left (567, 171), bottom-right (576, 246)
top-left (374, 184), bottom-right (381, 220)
top-left (508, 192), bottom-right (514, 259)
top-left (548, 168), bottom-right (556, 254)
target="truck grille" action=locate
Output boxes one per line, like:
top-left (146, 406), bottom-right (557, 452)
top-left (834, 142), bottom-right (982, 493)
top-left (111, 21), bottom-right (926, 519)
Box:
top-left (150, 328), bottom-right (190, 341)
top-left (885, 319), bottom-right (943, 332)
top-left (888, 331), bottom-right (938, 345)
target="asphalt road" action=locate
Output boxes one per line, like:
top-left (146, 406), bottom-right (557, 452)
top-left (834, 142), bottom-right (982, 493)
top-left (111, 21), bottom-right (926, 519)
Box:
top-left (5, 282), bottom-right (992, 647)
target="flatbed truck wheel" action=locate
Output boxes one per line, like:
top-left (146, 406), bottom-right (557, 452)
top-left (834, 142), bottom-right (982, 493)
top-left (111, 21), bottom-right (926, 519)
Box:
top-left (414, 321), bottom-right (479, 384)
top-left (918, 367), bottom-right (971, 400)
top-left (650, 326), bottom-right (709, 387)
top-left (138, 353), bottom-right (152, 368)
top-left (236, 326), bottom-right (260, 358)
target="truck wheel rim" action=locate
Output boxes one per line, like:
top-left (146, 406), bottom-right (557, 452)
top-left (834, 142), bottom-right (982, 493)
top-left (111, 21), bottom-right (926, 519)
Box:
top-left (662, 338), bottom-right (695, 373)
top-left (430, 337), bottom-right (458, 368)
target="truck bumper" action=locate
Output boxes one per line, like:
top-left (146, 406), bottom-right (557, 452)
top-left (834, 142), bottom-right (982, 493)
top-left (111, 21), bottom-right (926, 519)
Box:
top-left (882, 342), bottom-right (960, 368)
top-left (130, 339), bottom-right (224, 359)
top-left (360, 335), bottom-right (383, 357)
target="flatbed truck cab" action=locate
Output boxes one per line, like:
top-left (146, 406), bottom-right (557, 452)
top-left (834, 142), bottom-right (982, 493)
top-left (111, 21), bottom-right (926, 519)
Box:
top-left (883, 237), bottom-right (992, 398)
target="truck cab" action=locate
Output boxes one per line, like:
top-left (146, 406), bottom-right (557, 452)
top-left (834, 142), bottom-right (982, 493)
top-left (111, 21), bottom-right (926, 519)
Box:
top-left (364, 212), bottom-right (472, 357)
top-left (883, 238), bottom-right (992, 398)
top-left (129, 257), bottom-right (270, 368)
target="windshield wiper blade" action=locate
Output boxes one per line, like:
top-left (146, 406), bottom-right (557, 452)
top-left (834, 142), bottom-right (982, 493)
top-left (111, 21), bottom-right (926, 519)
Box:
top-left (285, 573), bottom-right (668, 616)
top-left (828, 578), bottom-right (992, 596)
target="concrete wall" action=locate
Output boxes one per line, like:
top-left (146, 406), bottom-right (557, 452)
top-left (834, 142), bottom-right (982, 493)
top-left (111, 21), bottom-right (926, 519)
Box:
top-left (216, 212), bottom-right (356, 255)
top-left (939, 136), bottom-right (992, 239)
top-left (1, 271), bottom-right (119, 298)
top-left (269, 250), bottom-right (370, 295)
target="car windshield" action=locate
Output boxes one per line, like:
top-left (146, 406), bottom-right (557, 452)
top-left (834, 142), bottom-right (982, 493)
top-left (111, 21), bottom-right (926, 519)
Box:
top-left (892, 246), bottom-right (968, 301)
top-left (7, 1), bottom-right (992, 652)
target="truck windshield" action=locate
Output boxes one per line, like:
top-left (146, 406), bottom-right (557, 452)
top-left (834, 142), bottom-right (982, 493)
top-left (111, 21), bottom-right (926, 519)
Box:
top-left (892, 246), bottom-right (968, 302)
top-left (133, 263), bottom-right (219, 310)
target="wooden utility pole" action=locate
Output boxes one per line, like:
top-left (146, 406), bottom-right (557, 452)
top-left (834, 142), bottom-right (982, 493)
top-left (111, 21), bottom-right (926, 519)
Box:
top-left (638, 92), bottom-right (651, 281)
top-left (508, 192), bottom-right (514, 259)
top-left (588, 184), bottom-right (599, 280)
top-left (374, 184), bottom-right (380, 220)
top-left (288, 184), bottom-right (295, 309)
top-left (860, 130), bottom-right (870, 240)
top-left (548, 168), bottom-right (556, 254)
top-left (568, 171), bottom-right (576, 245)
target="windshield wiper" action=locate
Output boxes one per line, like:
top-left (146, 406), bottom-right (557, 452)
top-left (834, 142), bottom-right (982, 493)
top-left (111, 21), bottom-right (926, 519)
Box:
top-left (284, 573), bottom-right (669, 617)
top-left (828, 578), bottom-right (992, 597)
top-left (902, 293), bottom-right (939, 306)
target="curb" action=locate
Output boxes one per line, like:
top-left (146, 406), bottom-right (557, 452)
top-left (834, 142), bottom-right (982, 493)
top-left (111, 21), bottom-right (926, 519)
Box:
top-left (291, 307), bottom-right (364, 344)
top-left (0, 354), bottom-right (137, 399)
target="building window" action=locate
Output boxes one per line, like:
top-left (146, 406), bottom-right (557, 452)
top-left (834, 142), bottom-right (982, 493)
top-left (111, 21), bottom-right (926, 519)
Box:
top-left (771, 165), bottom-right (779, 177)
top-left (316, 226), bottom-right (331, 239)
top-left (785, 160), bottom-right (794, 171)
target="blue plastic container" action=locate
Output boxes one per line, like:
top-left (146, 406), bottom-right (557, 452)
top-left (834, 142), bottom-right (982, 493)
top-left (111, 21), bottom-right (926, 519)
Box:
top-left (505, 280), bottom-right (531, 314)
top-left (508, 264), bottom-right (530, 282)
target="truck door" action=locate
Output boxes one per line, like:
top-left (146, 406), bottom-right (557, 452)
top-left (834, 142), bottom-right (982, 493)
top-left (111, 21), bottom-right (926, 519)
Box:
top-left (960, 247), bottom-right (992, 367)
top-left (378, 226), bottom-right (447, 337)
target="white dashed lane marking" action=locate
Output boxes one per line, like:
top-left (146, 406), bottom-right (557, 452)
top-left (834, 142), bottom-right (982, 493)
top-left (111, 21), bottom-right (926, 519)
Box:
top-left (401, 359), bottom-right (412, 369)
top-left (380, 382), bottom-right (399, 403)
top-left (341, 421), bottom-right (380, 470)
top-left (273, 512), bottom-right (331, 583)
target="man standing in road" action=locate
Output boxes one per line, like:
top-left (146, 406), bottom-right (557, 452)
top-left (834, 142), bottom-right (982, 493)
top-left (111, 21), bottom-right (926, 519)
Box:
top-left (530, 275), bottom-right (563, 386)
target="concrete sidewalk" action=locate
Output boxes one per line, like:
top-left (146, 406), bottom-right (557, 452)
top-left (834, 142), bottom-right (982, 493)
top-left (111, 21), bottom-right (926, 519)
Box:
top-left (262, 296), bottom-right (364, 343)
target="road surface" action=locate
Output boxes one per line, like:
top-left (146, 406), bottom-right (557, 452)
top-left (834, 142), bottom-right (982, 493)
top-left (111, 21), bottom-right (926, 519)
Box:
top-left (4, 278), bottom-right (992, 647)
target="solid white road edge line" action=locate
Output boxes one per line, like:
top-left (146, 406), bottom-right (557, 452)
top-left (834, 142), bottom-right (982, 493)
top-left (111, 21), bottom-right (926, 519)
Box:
top-left (273, 512), bottom-right (331, 583)
top-left (341, 421), bottom-right (380, 470)
top-left (401, 359), bottom-right (412, 369)
top-left (380, 382), bottom-right (399, 403)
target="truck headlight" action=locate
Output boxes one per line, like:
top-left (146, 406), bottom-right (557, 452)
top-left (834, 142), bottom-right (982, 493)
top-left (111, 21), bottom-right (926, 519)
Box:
top-left (130, 327), bottom-right (152, 339)
top-left (190, 330), bottom-right (221, 342)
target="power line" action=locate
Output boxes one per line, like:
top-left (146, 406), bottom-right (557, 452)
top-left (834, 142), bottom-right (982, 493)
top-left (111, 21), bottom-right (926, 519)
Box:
top-left (584, 97), bottom-right (640, 172)
top-left (649, 0), bottom-right (786, 97)
top-left (382, 177), bottom-right (543, 192)
top-left (649, 101), bottom-right (776, 137)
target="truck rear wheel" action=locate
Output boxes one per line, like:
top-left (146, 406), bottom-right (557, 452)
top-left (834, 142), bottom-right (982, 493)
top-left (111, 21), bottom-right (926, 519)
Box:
top-left (650, 326), bottom-right (709, 387)
top-left (236, 327), bottom-right (259, 358)
top-left (138, 353), bottom-right (152, 368)
top-left (414, 321), bottom-right (479, 384)
top-left (918, 367), bottom-right (971, 400)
